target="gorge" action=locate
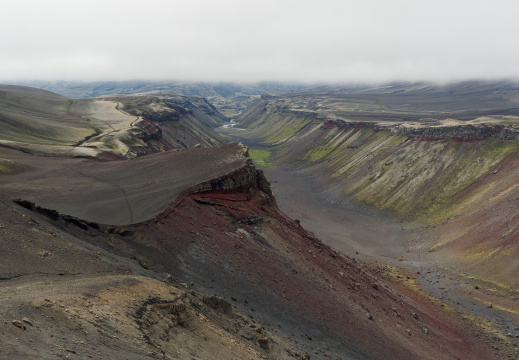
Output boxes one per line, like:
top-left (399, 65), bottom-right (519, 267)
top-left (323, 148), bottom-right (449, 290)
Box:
top-left (2, 81), bottom-right (519, 359)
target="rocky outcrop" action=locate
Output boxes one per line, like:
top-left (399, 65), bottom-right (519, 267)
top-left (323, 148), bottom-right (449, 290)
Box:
top-left (134, 119), bottom-right (163, 141)
top-left (190, 163), bottom-right (272, 197)
top-left (321, 120), bottom-right (519, 142)
top-left (391, 123), bottom-right (519, 141)
top-left (13, 199), bottom-right (100, 230)
top-left (141, 108), bottom-right (184, 123)
top-left (153, 161), bottom-right (275, 225)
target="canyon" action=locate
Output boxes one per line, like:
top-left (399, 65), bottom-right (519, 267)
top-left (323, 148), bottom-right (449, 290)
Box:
top-left (2, 81), bottom-right (519, 359)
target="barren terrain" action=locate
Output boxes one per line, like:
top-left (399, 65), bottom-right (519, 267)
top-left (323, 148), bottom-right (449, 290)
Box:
top-left (0, 140), bottom-right (501, 359)
top-left (219, 80), bottom-right (519, 357)
top-left (3, 82), bottom-right (519, 359)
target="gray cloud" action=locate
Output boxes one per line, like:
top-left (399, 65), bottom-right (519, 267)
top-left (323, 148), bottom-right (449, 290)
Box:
top-left (1, 0), bottom-right (519, 83)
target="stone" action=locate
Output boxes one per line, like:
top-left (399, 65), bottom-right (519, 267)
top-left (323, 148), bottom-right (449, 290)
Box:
top-left (12, 320), bottom-right (26, 329)
top-left (257, 336), bottom-right (269, 350)
top-left (22, 317), bottom-right (33, 326)
top-left (202, 295), bottom-right (232, 314)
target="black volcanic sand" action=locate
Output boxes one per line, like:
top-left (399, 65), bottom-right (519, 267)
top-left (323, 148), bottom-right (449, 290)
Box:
top-left (0, 142), bottom-right (249, 225)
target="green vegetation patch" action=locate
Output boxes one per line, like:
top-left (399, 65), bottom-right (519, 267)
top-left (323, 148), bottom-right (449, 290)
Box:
top-left (259, 114), bottom-right (311, 144)
top-left (305, 147), bottom-right (334, 162)
top-left (480, 139), bottom-right (519, 158)
top-left (266, 125), bottom-right (300, 143)
top-left (249, 149), bottom-right (271, 167)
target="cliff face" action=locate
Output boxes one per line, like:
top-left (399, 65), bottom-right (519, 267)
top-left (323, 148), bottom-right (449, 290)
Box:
top-left (390, 123), bottom-right (519, 141)
top-left (152, 161), bottom-right (276, 224)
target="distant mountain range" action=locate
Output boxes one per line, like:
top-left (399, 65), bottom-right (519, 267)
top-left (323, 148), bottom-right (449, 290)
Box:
top-left (8, 80), bottom-right (308, 99)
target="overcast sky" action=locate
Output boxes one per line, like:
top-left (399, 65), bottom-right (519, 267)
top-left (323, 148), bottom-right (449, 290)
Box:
top-left (1, 0), bottom-right (518, 83)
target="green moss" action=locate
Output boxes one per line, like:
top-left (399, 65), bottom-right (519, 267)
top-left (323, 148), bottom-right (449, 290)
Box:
top-left (305, 147), bottom-right (334, 162)
top-left (0, 161), bottom-right (15, 174)
top-left (249, 149), bottom-right (271, 167)
top-left (267, 125), bottom-right (299, 143)
top-left (480, 139), bottom-right (519, 157)
top-left (148, 139), bottom-right (166, 151)
top-left (241, 111), bottom-right (312, 145)
top-left (330, 137), bottom-right (516, 221)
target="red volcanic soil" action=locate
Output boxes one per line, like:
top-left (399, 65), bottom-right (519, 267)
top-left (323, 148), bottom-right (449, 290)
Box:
top-left (111, 167), bottom-right (498, 360)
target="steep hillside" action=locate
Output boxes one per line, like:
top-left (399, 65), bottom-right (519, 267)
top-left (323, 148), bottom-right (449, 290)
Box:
top-left (0, 196), bottom-right (311, 360)
top-left (102, 94), bottom-right (228, 152)
top-left (0, 85), bottom-right (95, 154)
top-left (224, 87), bottom-right (519, 289)
top-left (0, 85), bottom-right (227, 159)
top-left (0, 143), bottom-right (502, 360)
